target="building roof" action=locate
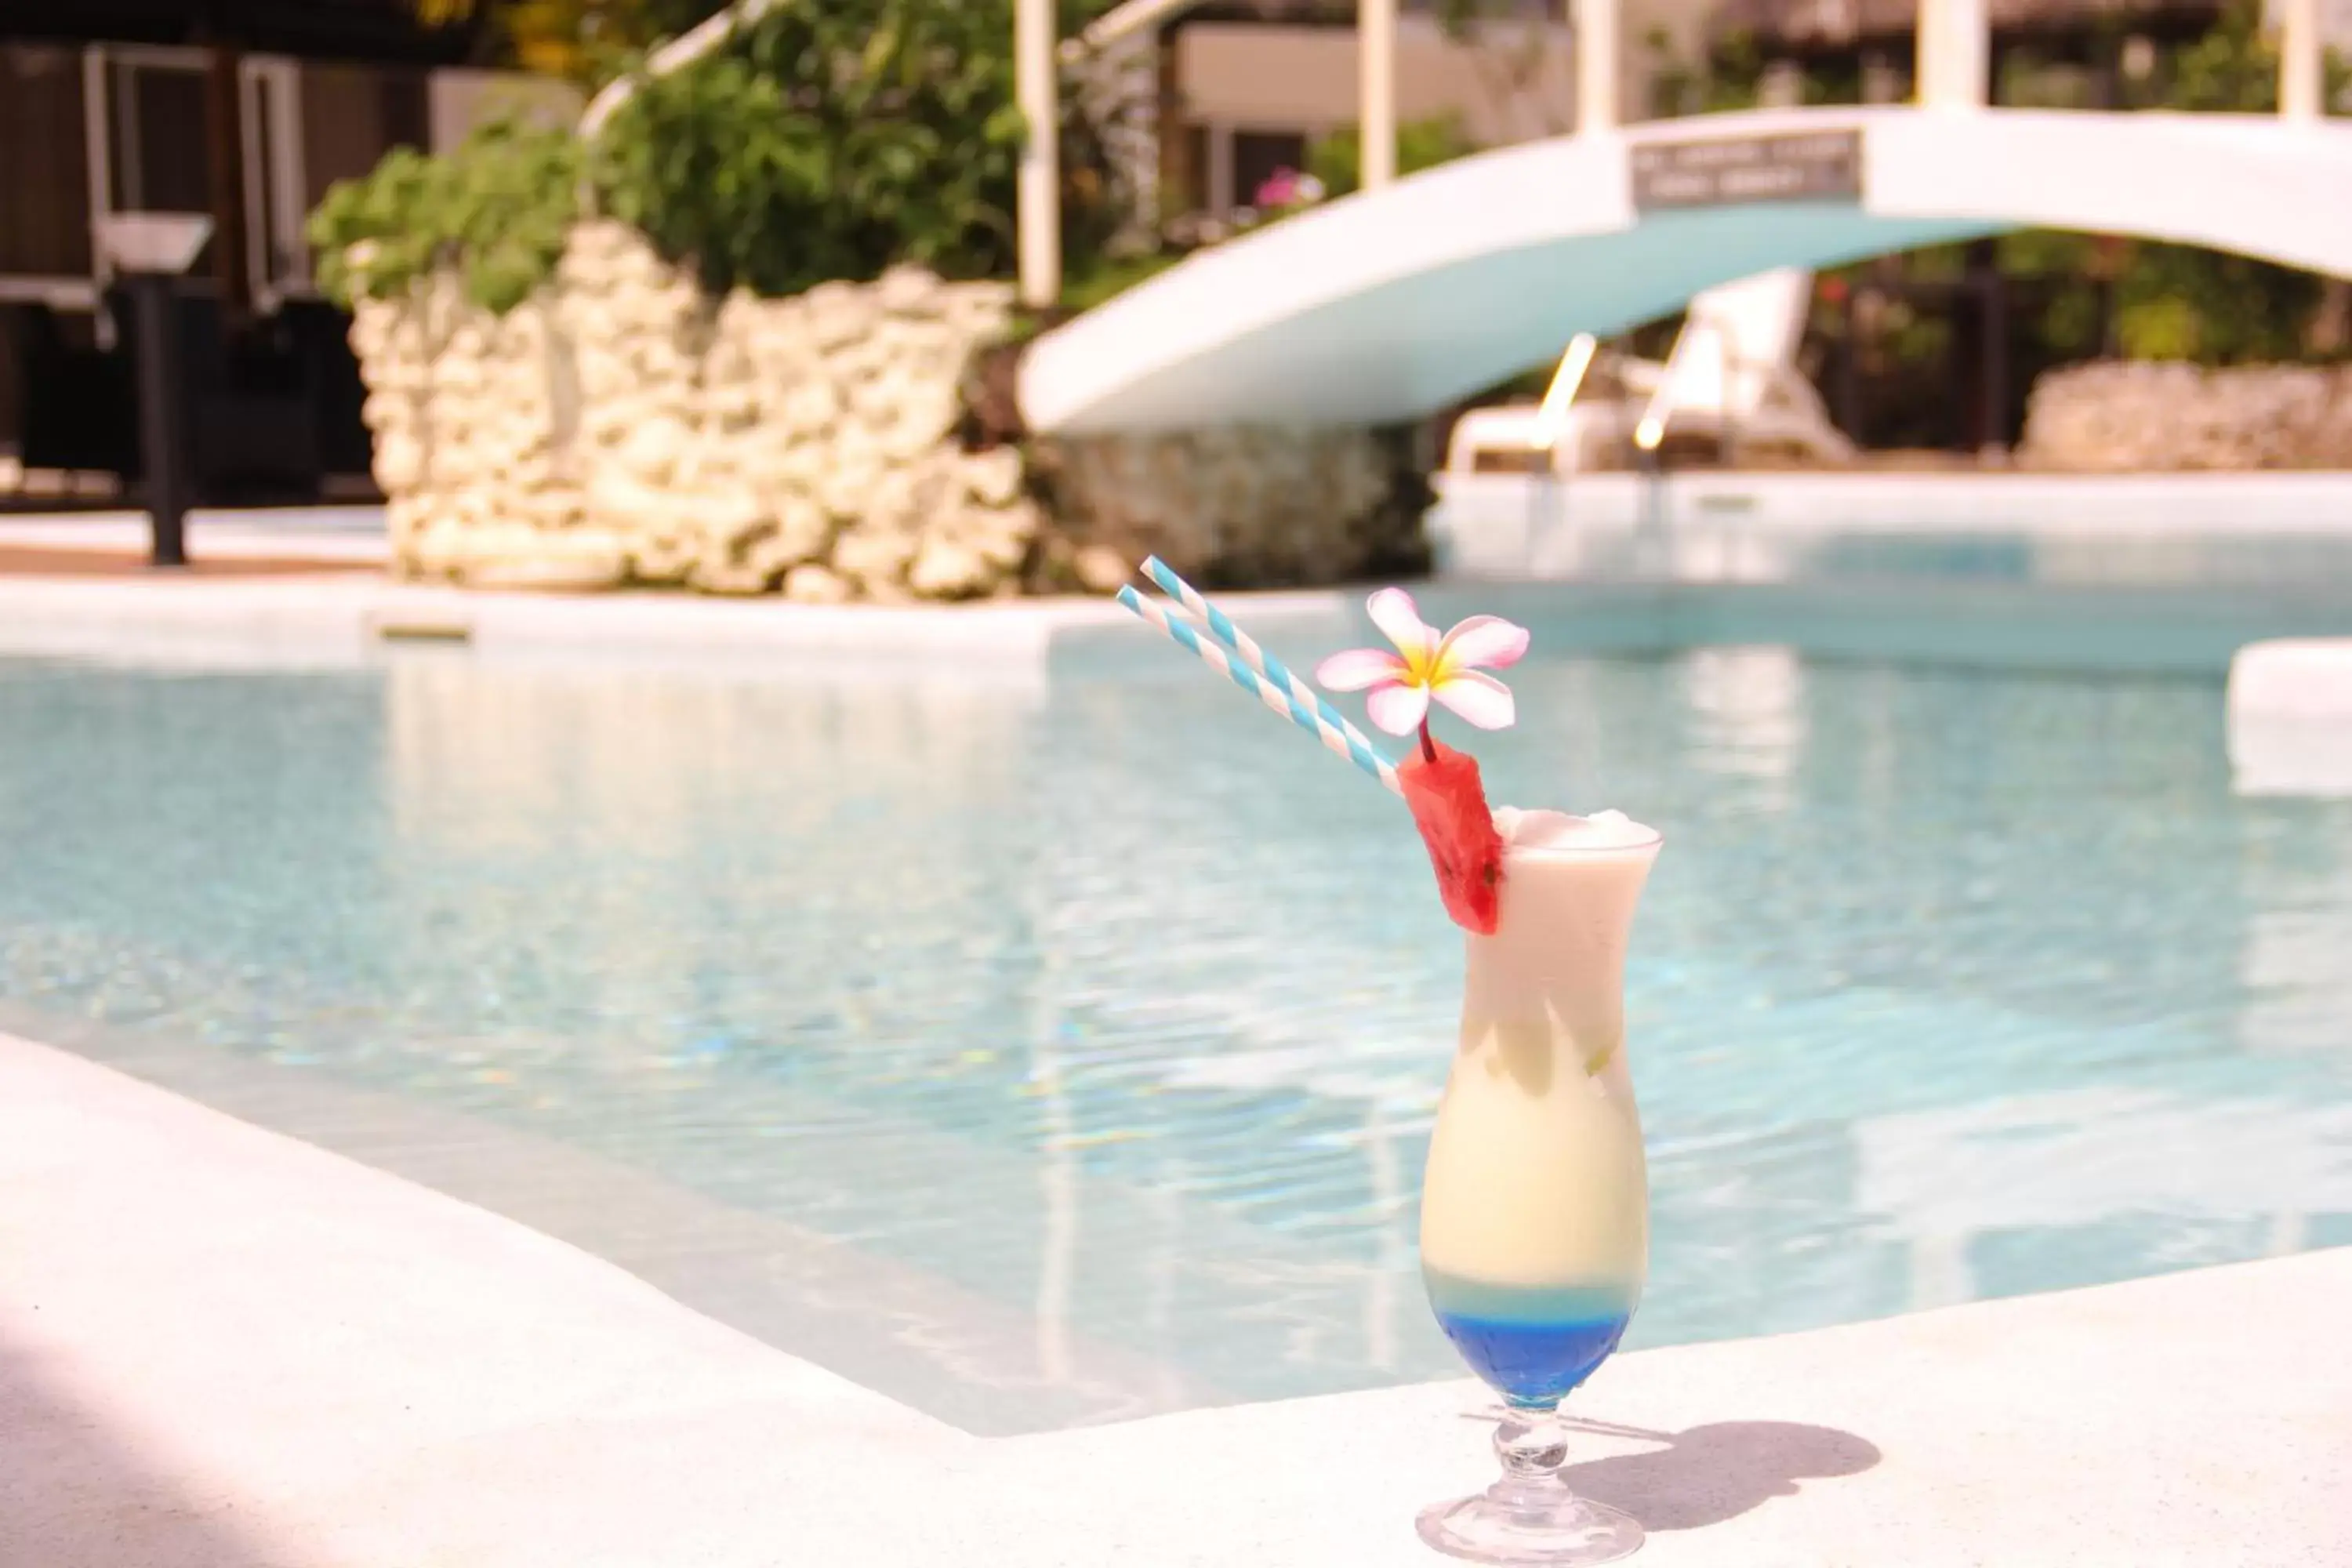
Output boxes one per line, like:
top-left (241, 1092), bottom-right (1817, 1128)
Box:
top-left (1705, 0), bottom-right (2228, 51)
top-left (1165, 0), bottom-right (1560, 29)
top-left (0, 0), bottom-right (483, 66)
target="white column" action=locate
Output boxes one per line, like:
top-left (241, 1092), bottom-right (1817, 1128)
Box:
top-left (1016, 0), bottom-right (1062, 309)
top-left (1207, 122), bottom-right (1236, 216)
top-left (1359, 0), bottom-right (1397, 191)
top-left (1916, 0), bottom-right (1988, 110)
top-left (1759, 60), bottom-right (1805, 107)
top-left (2279, 0), bottom-right (2323, 122)
top-left (1574, 0), bottom-right (1619, 135)
top-left (82, 47), bottom-right (115, 297)
top-left (1862, 49), bottom-right (1903, 104)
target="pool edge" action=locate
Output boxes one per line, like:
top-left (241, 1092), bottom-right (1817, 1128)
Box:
top-left (6, 1022), bottom-right (2348, 1566)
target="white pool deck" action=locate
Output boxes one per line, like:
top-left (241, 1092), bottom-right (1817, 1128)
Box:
top-left (0, 508), bottom-right (392, 564)
top-left (0, 568), bottom-right (1140, 671)
top-left (5, 500), bottom-right (2352, 1562)
top-left (6, 1028), bottom-right (2349, 1568)
top-left (14, 483), bottom-right (2352, 682)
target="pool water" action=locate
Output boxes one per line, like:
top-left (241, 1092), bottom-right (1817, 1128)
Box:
top-left (4, 605), bottom-right (2351, 1435)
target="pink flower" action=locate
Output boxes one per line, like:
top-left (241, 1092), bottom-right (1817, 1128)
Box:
top-left (1255, 167), bottom-right (1301, 209)
top-left (1314, 587), bottom-right (1529, 737)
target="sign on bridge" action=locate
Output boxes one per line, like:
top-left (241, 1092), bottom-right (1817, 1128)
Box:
top-left (1630, 129), bottom-right (1864, 212)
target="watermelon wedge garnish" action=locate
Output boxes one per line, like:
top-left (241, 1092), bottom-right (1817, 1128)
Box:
top-left (1307, 586), bottom-right (1530, 934)
top-left (1399, 739), bottom-right (1506, 935)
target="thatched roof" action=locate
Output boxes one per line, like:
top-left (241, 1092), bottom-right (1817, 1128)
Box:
top-left (1168, 1), bottom-right (1364, 27)
top-left (0, 0), bottom-right (481, 65)
top-left (1705, 0), bottom-right (2230, 52)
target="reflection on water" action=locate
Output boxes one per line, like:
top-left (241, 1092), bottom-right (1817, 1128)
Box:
top-left (2235, 807), bottom-right (2352, 1058)
top-left (1854, 1088), bottom-right (2352, 1308)
top-left (1679, 645), bottom-right (1807, 812)
top-left (2, 615), bottom-right (2350, 1434)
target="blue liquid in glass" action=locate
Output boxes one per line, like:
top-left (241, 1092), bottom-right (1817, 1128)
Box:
top-left (1426, 1273), bottom-right (1636, 1406)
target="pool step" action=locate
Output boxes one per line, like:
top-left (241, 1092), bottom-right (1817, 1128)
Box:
top-left (2228, 638), bottom-right (2352, 797)
top-left (372, 619), bottom-right (475, 645)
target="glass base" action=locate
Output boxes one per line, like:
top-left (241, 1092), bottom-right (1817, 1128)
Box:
top-left (1414, 1479), bottom-right (1643, 1566)
top-left (1411, 1476), bottom-right (1637, 1561)
top-left (1417, 1405), bottom-right (1644, 1565)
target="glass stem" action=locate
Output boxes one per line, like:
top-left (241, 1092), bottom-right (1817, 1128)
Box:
top-left (1490, 1404), bottom-right (1572, 1504)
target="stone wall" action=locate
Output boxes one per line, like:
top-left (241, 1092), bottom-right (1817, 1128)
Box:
top-left (1033, 428), bottom-right (1417, 590)
top-left (349, 220), bottom-right (1418, 600)
top-left (2022, 361), bottom-right (2352, 472)
top-left (355, 222), bottom-right (1036, 600)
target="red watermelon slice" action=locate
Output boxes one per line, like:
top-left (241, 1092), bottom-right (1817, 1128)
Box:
top-left (1399, 739), bottom-right (1506, 935)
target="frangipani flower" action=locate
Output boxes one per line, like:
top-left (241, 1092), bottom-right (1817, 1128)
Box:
top-left (1315, 588), bottom-right (1529, 740)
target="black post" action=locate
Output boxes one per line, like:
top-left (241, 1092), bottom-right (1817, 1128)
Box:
top-left (128, 273), bottom-right (191, 568)
top-left (1836, 284), bottom-right (1863, 442)
top-left (1959, 239), bottom-right (2007, 455)
top-left (1978, 264), bottom-right (2009, 456)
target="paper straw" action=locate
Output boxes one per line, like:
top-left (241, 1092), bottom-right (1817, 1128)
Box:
top-left (1139, 556), bottom-right (1389, 767)
top-left (1116, 586), bottom-right (1403, 797)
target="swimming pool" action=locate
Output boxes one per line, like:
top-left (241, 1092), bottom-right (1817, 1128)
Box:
top-left (4, 597), bottom-right (2350, 1436)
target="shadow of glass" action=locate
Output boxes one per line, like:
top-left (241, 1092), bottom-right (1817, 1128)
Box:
top-left (1563, 1419), bottom-right (1882, 1532)
top-left (1, 1340), bottom-right (305, 1567)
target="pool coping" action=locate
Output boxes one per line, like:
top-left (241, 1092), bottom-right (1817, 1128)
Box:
top-left (6, 480), bottom-right (2352, 677)
top-left (0, 507), bottom-right (392, 564)
top-left (6, 1026), bottom-right (2347, 1567)
top-left (0, 568), bottom-right (1371, 674)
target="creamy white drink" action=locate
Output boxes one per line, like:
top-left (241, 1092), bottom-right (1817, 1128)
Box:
top-left (1419, 808), bottom-right (1662, 1406)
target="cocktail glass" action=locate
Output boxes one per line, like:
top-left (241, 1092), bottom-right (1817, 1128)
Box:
top-left (1415, 811), bottom-right (1662, 1566)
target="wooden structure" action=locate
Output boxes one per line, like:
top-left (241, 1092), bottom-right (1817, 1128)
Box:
top-left (0, 3), bottom-right (515, 503)
top-left (0, 2), bottom-right (481, 319)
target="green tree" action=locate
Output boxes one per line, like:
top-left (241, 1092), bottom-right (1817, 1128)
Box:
top-left (2110, 3), bottom-right (2352, 361)
top-left (2163, 0), bottom-right (2351, 110)
top-left (1657, 3), bottom-right (2350, 369)
top-left (334, 1), bottom-right (1134, 309)
top-left (1428, 0), bottom-right (1569, 136)
top-left (1305, 114), bottom-right (1482, 199)
top-left (309, 116), bottom-right (583, 313)
top-left (596, 0), bottom-right (1129, 299)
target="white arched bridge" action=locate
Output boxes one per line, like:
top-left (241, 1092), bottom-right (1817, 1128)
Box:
top-left (1017, 105), bottom-right (2352, 435)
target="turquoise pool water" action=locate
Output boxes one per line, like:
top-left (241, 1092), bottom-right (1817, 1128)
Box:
top-left (4, 601), bottom-right (2351, 1435)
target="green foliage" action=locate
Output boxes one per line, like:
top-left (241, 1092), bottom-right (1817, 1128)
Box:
top-left (319, 1), bottom-right (1132, 312)
top-left (1428, 1), bottom-right (1574, 134)
top-left (1649, 27), bottom-right (1763, 114)
top-left (2170, 0), bottom-right (2286, 110)
top-left (2115, 292), bottom-right (2205, 361)
top-left (591, 0), bottom-right (1134, 298)
top-left (1305, 114), bottom-right (1482, 199)
top-left (2117, 245), bottom-right (2322, 362)
top-left (1650, 24), bottom-right (1879, 112)
top-left (307, 116), bottom-right (583, 314)
top-left (1426, 0), bottom-right (1516, 31)
top-left (2111, 2), bottom-right (2349, 362)
top-left (1653, 2), bottom-right (2351, 381)
top-left (1060, 249), bottom-right (1182, 314)
top-left (593, 48), bottom-right (855, 298)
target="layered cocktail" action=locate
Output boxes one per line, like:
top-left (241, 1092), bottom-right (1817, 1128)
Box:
top-left (1423, 808), bottom-right (1657, 1391)
top-left (1416, 808), bottom-right (1660, 1564)
top-left (1115, 570), bottom-right (1661, 1566)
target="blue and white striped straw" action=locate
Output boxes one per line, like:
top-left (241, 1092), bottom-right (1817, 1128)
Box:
top-left (1139, 556), bottom-right (1391, 768)
top-left (1115, 583), bottom-right (1403, 798)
